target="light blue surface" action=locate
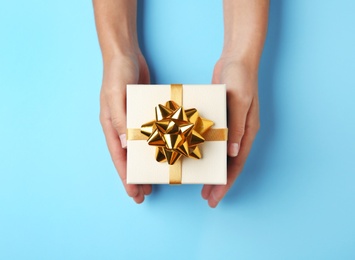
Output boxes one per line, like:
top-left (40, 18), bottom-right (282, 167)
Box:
top-left (1, 0), bottom-right (355, 259)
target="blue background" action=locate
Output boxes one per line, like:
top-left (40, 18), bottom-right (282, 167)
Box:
top-left (1, 0), bottom-right (354, 259)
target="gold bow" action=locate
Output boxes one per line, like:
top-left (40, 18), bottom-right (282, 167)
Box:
top-left (127, 84), bottom-right (228, 184)
top-left (140, 100), bottom-right (214, 165)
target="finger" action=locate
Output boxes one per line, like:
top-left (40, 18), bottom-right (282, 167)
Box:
top-left (100, 107), bottom-right (139, 198)
top-left (226, 89), bottom-right (252, 157)
top-left (101, 68), bottom-right (128, 148)
top-left (208, 97), bottom-right (260, 208)
top-left (106, 91), bottom-right (127, 148)
top-left (142, 184), bottom-right (152, 195)
top-left (208, 137), bottom-right (253, 208)
top-left (201, 185), bottom-right (213, 200)
top-left (133, 186), bottom-right (145, 204)
top-left (208, 159), bottom-right (241, 208)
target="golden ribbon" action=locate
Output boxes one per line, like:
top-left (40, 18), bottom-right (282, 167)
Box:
top-left (127, 84), bottom-right (227, 184)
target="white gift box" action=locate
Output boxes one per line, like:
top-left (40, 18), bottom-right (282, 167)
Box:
top-left (126, 84), bottom-right (227, 184)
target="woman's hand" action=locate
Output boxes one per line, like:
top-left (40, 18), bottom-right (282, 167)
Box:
top-left (94, 0), bottom-right (153, 203)
top-left (201, 56), bottom-right (260, 208)
top-left (99, 53), bottom-right (151, 203)
top-left (201, 0), bottom-right (269, 208)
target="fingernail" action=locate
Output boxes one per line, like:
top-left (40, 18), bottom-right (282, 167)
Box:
top-left (119, 134), bottom-right (127, 148)
top-left (228, 143), bottom-right (239, 157)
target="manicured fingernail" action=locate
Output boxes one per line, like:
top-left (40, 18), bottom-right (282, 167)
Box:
top-left (228, 143), bottom-right (239, 157)
top-left (119, 134), bottom-right (127, 148)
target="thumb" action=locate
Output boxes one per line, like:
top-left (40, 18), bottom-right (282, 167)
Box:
top-left (108, 89), bottom-right (127, 148)
top-left (227, 93), bottom-right (251, 157)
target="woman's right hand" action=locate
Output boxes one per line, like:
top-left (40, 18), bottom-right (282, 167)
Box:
top-left (99, 53), bottom-right (151, 203)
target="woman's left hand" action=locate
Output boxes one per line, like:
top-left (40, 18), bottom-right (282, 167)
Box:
top-left (202, 56), bottom-right (260, 208)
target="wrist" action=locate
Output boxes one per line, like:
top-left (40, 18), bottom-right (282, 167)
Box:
top-left (101, 38), bottom-right (142, 67)
top-left (94, 0), bottom-right (140, 65)
top-left (101, 39), bottom-right (140, 64)
top-left (102, 51), bottom-right (141, 72)
top-left (219, 49), bottom-right (260, 74)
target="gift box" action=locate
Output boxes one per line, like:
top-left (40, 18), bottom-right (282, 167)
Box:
top-left (126, 84), bottom-right (227, 184)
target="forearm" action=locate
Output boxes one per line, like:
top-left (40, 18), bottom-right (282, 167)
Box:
top-left (222, 0), bottom-right (269, 70)
top-left (93, 0), bottom-right (139, 65)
